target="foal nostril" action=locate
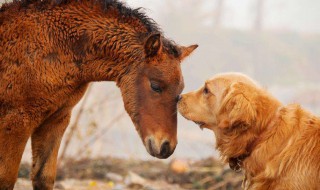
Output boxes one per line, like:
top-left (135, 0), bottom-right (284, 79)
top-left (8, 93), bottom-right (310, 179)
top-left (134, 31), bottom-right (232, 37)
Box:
top-left (147, 138), bottom-right (155, 156)
top-left (160, 141), bottom-right (171, 158)
top-left (176, 95), bottom-right (182, 103)
top-left (146, 138), bottom-right (175, 159)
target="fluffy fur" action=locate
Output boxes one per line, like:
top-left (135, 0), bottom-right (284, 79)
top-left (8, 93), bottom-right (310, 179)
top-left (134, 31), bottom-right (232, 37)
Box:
top-left (178, 73), bottom-right (320, 189)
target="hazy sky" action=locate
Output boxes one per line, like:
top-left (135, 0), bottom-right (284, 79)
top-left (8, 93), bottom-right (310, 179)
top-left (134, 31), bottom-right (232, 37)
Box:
top-left (1, 0), bottom-right (319, 32)
top-left (127, 0), bottom-right (320, 33)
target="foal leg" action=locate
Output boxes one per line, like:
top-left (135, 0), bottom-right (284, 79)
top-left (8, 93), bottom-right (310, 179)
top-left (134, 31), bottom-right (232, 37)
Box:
top-left (0, 113), bottom-right (32, 190)
top-left (31, 109), bottom-right (71, 190)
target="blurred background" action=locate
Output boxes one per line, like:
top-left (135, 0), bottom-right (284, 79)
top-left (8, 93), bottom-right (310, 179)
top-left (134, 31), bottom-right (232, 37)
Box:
top-left (41, 0), bottom-right (320, 161)
top-left (1, 0), bottom-right (320, 189)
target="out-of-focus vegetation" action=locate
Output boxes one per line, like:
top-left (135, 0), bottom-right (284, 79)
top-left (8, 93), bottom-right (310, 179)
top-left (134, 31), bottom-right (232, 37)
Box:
top-left (16, 157), bottom-right (243, 190)
top-left (182, 30), bottom-right (320, 86)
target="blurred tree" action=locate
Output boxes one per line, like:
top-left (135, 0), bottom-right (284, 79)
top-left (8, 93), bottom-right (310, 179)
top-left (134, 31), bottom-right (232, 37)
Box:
top-left (158, 0), bottom-right (213, 39)
top-left (214, 0), bottom-right (224, 29)
top-left (254, 0), bottom-right (265, 31)
top-left (58, 85), bottom-right (93, 165)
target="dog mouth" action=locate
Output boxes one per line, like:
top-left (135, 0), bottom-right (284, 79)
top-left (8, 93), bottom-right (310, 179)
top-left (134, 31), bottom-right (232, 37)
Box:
top-left (193, 121), bottom-right (206, 129)
top-left (178, 110), bottom-right (206, 129)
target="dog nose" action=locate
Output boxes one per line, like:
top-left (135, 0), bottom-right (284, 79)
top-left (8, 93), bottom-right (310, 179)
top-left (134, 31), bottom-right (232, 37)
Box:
top-left (160, 141), bottom-right (171, 158)
top-left (176, 95), bottom-right (182, 102)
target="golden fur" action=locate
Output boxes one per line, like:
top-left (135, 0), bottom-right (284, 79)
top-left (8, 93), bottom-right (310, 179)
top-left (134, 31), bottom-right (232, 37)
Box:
top-left (178, 73), bottom-right (320, 190)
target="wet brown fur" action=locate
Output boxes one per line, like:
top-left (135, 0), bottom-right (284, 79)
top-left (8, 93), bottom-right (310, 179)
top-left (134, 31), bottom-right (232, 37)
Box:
top-left (0, 0), bottom-right (197, 189)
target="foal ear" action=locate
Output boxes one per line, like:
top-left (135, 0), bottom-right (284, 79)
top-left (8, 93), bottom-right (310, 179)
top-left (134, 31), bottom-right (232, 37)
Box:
top-left (218, 82), bottom-right (256, 131)
top-left (179, 44), bottom-right (198, 61)
top-left (144, 33), bottom-right (162, 57)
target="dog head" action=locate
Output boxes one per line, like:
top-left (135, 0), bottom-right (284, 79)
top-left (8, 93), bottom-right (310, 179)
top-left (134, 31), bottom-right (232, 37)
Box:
top-left (178, 73), bottom-right (258, 129)
top-left (178, 73), bottom-right (278, 160)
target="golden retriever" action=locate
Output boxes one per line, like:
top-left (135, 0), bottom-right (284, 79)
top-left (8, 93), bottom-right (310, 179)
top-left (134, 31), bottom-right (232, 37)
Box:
top-left (178, 73), bottom-right (320, 190)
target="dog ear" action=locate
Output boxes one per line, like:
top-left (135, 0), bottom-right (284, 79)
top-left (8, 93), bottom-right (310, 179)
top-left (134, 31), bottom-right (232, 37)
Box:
top-left (218, 82), bottom-right (256, 131)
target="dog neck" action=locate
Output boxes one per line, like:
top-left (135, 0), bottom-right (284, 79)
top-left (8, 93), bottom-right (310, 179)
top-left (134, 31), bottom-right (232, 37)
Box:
top-left (228, 135), bottom-right (261, 172)
top-left (228, 105), bottom-right (281, 172)
top-left (228, 154), bottom-right (249, 172)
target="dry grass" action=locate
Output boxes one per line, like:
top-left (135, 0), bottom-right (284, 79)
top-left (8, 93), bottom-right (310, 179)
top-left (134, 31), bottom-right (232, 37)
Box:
top-left (17, 157), bottom-right (243, 190)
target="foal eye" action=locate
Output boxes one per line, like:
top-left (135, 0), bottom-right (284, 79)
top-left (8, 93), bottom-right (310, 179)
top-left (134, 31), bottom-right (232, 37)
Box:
top-left (203, 87), bottom-right (209, 94)
top-left (151, 82), bottom-right (162, 93)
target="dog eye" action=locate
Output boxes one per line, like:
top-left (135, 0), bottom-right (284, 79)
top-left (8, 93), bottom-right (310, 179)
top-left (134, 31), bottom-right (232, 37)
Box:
top-left (203, 87), bottom-right (209, 94)
top-left (151, 81), bottom-right (162, 93)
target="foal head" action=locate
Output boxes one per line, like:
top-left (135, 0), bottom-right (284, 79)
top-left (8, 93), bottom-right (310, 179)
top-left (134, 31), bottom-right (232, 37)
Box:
top-left (119, 33), bottom-right (197, 158)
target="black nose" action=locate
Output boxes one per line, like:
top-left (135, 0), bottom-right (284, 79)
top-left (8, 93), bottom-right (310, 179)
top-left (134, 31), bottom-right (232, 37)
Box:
top-left (176, 95), bottom-right (182, 102)
top-left (160, 141), bottom-right (171, 158)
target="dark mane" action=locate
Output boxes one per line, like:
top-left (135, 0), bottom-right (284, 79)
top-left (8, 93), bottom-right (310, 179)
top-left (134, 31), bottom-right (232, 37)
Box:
top-left (0, 0), bottom-right (160, 33)
top-left (0, 0), bottom-right (181, 56)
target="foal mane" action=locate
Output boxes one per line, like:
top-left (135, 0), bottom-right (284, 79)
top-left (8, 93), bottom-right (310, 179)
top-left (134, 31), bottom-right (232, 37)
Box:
top-left (0, 0), bottom-right (180, 57)
top-left (1, 0), bottom-right (159, 32)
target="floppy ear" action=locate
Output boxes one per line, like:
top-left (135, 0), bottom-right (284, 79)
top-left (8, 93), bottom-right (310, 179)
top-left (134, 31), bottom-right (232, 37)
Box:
top-left (144, 33), bottom-right (162, 57)
top-left (218, 82), bottom-right (256, 131)
top-left (179, 44), bottom-right (198, 61)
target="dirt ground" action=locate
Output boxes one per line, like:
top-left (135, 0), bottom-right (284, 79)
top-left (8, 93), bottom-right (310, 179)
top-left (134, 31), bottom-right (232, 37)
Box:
top-left (15, 157), bottom-right (243, 190)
